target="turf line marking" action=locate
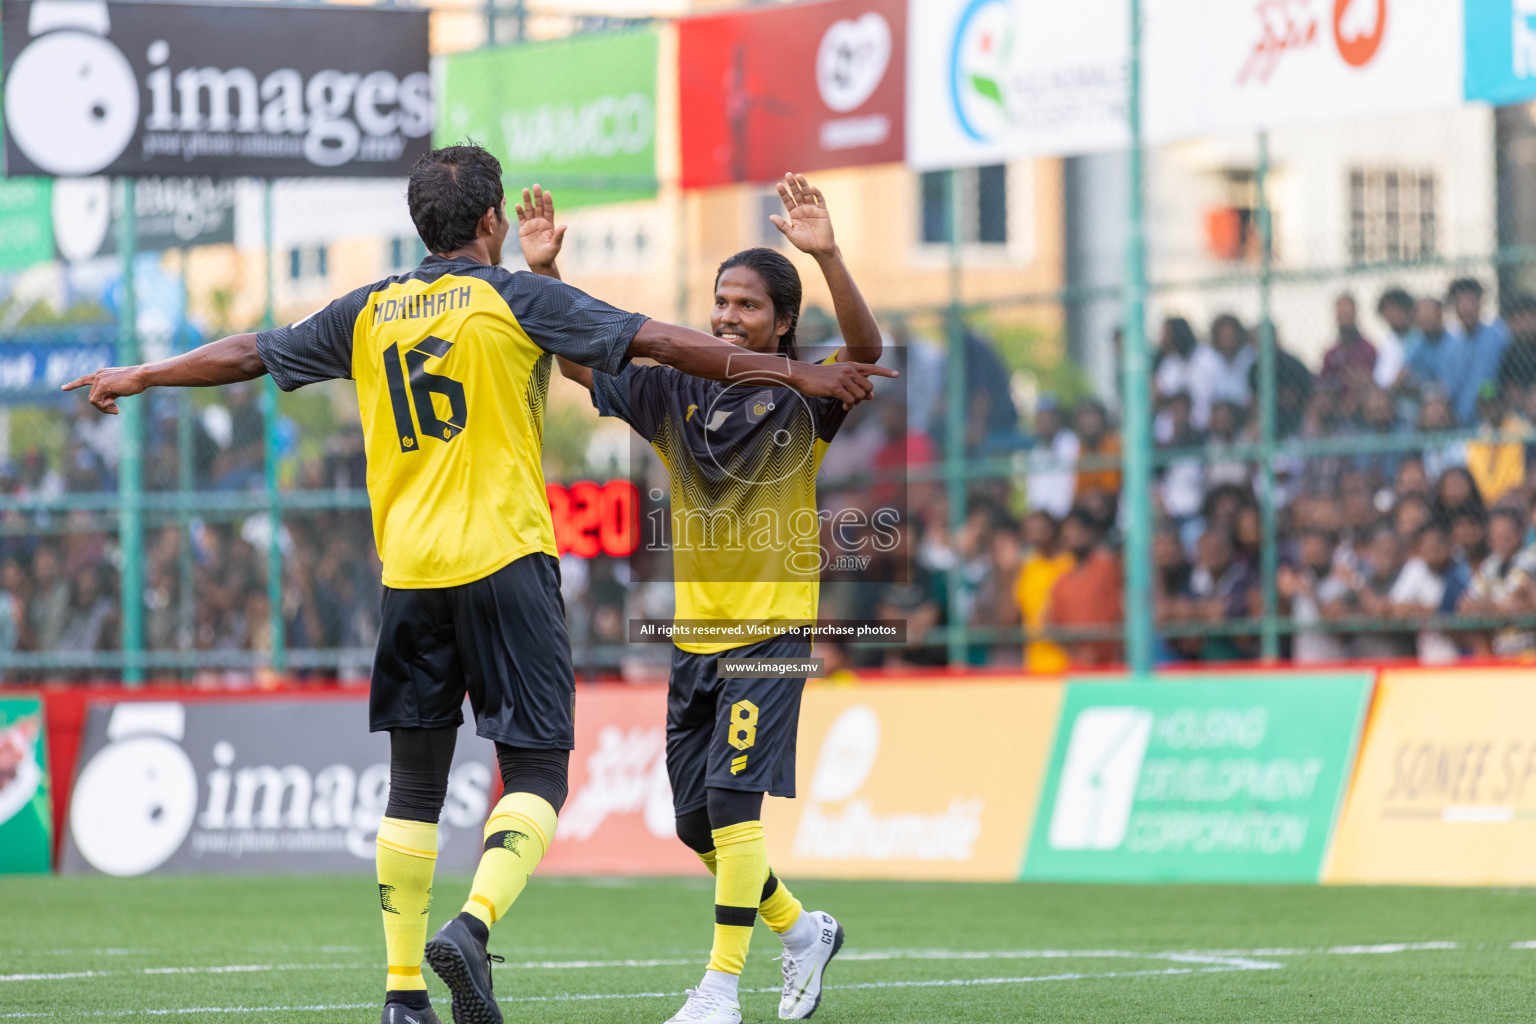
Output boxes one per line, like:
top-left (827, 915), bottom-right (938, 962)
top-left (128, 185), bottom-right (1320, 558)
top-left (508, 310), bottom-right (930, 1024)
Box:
top-left (0, 961), bottom-right (1284, 1018)
top-left (0, 943), bottom-right (1459, 984)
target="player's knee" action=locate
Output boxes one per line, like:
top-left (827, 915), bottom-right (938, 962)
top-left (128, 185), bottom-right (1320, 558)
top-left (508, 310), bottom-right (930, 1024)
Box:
top-left (496, 745), bottom-right (570, 813)
top-left (384, 726), bottom-right (457, 822)
top-left (675, 808), bottom-right (714, 854)
top-left (706, 787), bottom-right (764, 830)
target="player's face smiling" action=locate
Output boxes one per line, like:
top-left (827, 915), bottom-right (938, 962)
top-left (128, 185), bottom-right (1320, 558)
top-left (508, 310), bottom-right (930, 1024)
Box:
top-left (713, 267), bottom-right (786, 354)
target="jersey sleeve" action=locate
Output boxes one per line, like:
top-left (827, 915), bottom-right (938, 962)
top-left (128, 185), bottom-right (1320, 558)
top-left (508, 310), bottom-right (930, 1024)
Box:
top-left (811, 354), bottom-right (852, 443)
top-left (591, 364), bottom-right (673, 441)
top-left (495, 270), bottom-right (647, 375)
top-left (255, 284), bottom-right (369, 391)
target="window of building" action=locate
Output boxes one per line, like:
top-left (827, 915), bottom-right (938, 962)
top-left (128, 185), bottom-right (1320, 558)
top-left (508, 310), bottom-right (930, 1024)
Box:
top-left (919, 165), bottom-right (1009, 245)
top-left (1348, 168), bottom-right (1438, 265)
top-left (287, 245), bottom-right (329, 282)
top-left (390, 235), bottom-right (424, 271)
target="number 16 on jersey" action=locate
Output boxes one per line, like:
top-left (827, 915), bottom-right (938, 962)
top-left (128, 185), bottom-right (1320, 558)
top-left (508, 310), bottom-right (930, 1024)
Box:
top-left (384, 335), bottom-right (467, 452)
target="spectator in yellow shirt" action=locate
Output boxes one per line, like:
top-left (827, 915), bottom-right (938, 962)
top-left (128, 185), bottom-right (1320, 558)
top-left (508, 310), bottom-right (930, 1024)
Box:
top-left (1466, 383), bottom-right (1531, 506)
top-left (1015, 510), bottom-right (1074, 673)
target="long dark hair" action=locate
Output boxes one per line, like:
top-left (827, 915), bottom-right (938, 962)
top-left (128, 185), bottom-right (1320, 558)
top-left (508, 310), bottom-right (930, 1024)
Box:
top-left (715, 247), bottom-right (803, 360)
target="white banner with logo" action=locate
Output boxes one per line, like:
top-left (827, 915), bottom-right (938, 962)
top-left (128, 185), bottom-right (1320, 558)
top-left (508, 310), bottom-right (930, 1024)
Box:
top-left (905, 0), bottom-right (1129, 169)
top-left (1144, 0), bottom-right (1464, 142)
top-left (906, 0), bottom-right (1464, 168)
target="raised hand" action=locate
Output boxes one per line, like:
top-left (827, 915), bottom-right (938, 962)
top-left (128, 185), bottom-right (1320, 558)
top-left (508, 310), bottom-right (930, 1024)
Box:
top-left (770, 173), bottom-right (837, 259)
top-left (515, 184), bottom-right (566, 273)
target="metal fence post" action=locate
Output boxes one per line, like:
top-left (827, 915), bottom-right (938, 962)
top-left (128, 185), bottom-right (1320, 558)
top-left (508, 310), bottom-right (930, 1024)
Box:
top-left (1120, 0), bottom-right (1154, 676)
top-left (945, 169), bottom-right (969, 667)
top-left (1256, 132), bottom-right (1280, 662)
top-left (117, 178), bottom-right (145, 684)
top-left (263, 180), bottom-right (286, 674)
top-left (176, 252), bottom-right (196, 667)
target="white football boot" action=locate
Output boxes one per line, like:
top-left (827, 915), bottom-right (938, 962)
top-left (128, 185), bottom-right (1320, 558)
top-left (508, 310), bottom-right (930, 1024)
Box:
top-left (664, 987), bottom-right (742, 1024)
top-left (777, 911), bottom-right (845, 1019)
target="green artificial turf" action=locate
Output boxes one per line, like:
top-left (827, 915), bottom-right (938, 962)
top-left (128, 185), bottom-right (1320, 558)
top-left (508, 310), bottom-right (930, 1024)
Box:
top-left (5, 874), bottom-right (1536, 1022)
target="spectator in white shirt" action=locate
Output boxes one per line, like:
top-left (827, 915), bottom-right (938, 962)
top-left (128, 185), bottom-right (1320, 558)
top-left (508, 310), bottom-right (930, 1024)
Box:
top-left (1188, 314), bottom-right (1256, 429)
top-left (1389, 521), bottom-right (1467, 664)
top-left (1026, 397), bottom-right (1080, 520)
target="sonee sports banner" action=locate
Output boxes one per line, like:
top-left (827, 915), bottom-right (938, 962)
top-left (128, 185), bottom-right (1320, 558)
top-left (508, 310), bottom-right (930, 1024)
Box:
top-left (2, 0), bottom-right (432, 178)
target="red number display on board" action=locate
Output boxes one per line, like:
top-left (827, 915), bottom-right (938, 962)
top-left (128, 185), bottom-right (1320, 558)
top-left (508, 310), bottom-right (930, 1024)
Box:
top-left (546, 480), bottom-right (639, 557)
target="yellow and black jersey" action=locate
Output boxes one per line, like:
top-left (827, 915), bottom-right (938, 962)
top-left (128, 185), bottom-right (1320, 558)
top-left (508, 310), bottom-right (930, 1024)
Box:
top-left (256, 254), bottom-right (647, 588)
top-left (592, 360), bottom-right (849, 654)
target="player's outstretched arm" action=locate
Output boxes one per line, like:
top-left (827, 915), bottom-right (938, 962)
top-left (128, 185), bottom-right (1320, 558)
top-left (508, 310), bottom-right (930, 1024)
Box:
top-left (769, 172), bottom-right (882, 365)
top-left (61, 333), bottom-right (266, 415)
top-left (628, 320), bottom-right (896, 410)
top-left (516, 185), bottom-right (596, 393)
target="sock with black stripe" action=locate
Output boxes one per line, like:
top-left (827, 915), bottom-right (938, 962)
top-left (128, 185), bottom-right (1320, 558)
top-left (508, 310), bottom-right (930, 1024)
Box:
top-left (707, 820), bottom-right (767, 984)
top-left (376, 817), bottom-right (437, 996)
top-left (461, 792), bottom-right (558, 929)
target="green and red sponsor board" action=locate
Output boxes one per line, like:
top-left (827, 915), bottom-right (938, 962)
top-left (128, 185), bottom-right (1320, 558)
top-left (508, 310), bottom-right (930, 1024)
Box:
top-left (0, 697), bottom-right (52, 873)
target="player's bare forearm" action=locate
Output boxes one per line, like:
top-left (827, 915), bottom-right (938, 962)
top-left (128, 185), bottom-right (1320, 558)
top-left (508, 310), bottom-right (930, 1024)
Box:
top-left (557, 355), bottom-right (594, 391)
top-left (62, 333), bottom-right (266, 415)
top-left (528, 260), bottom-right (561, 281)
top-left (629, 320), bottom-right (896, 408)
top-left (818, 249), bottom-right (883, 365)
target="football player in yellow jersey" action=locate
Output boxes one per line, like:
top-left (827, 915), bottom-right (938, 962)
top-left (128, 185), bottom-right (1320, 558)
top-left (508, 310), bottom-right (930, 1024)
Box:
top-left (63, 146), bottom-right (894, 1024)
top-left (523, 173), bottom-right (887, 1023)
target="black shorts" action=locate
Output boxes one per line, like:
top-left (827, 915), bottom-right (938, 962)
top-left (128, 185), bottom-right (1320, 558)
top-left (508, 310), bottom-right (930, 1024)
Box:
top-left (370, 553), bottom-right (575, 749)
top-left (666, 636), bottom-right (808, 816)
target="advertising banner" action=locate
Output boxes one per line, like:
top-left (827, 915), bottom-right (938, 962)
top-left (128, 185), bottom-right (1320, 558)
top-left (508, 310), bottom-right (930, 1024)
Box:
top-left (761, 681), bottom-right (1062, 881)
top-left (542, 684), bottom-right (700, 875)
top-left (62, 700), bottom-right (490, 875)
top-left (1024, 674), bottom-right (1371, 883)
top-left (905, 0), bottom-right (1128, 169)
top-left (679, 0), bottom-right (906, 188)
top-left (1466, 0), bottom-right (1536, 105)
top-left (1326, 669), bottom-right (1536, 885)
top-left (1144, 0), bottom-right (1464, 142)
top-left (3, 1), bottom-right (431, 178)
top-left (0, 179), bottom-right (52, 271)
top-left (0, 698), bottom-right (52, 873)
top-left (52, 177), bottom-right (237, 264)
top-left (438, 31), bottom-right (658, 209)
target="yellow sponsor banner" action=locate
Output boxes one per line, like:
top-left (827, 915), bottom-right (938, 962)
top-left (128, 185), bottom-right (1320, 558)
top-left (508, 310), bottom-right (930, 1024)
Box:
top-left (762, 680), bottom-right (1062, 881)
top-left (1326, 668), bottom-right (1536, 885)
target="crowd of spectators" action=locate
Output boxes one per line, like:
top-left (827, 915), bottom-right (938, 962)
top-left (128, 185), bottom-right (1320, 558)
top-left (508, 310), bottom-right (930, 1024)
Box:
top-left (6, 275), bottom-right (1536, 680)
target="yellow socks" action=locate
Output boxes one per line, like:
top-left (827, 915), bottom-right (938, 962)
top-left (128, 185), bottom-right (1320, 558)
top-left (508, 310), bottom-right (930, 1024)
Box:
top-left (461, 792), bottom-right (558, 928)
top-left (693, 849), bottom-right (805, 935)
top-left (707, 821), bottom-right (768, 975)
top-left (758, 869), bottom-right (804, 933)
top-left (376, 817), bottom-right (438, 993)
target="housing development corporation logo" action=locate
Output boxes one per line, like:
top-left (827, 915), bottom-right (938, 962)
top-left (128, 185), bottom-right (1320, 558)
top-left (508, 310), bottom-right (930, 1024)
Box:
top-left (1047, 707), bottom-right (1152, 851)
top-left (2, 0), bottom-right (432, 177)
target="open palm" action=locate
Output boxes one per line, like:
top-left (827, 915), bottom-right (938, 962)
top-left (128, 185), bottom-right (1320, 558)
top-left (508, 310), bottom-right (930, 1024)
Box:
top-left (770, 173), bottom-right (836, 258)
top-left (516, 185), bottom-right (565, 270)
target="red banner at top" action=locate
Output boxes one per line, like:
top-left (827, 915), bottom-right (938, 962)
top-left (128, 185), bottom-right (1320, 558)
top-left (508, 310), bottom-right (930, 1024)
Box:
top-left (679, 0), bottom-right (906, 189)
